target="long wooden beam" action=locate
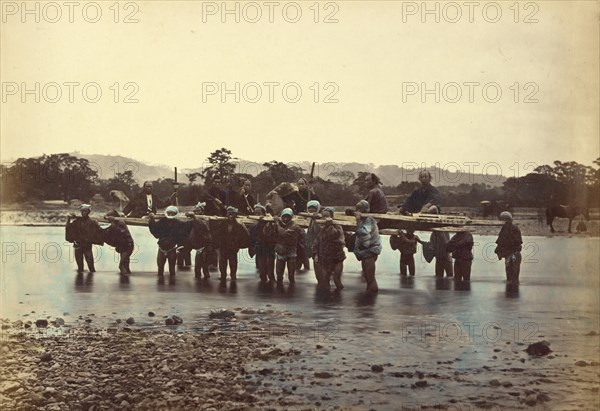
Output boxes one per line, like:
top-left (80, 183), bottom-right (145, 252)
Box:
top-left (94, 210), bottom-right (502, 234)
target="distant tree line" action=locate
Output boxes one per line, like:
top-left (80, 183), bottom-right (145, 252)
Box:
top-left (2, 150), bottom-right (599, 208)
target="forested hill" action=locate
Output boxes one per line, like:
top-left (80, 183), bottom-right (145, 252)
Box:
top-left (67, 153), bottom-right (506, 187)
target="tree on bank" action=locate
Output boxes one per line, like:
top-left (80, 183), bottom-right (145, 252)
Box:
top-left (3, 151), bottom-right (599, 209)
top-left (1, 154), bottom-right (98, 203)
top-left (502, 159), bottom-right (600, 207)
top-left (201, 148), bottom-right (237, 184)
top-left (96, 170), bottom-right (139, 201)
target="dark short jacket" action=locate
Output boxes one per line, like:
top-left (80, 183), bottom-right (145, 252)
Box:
top-left (103, 221), bottom-right (133, 252)
top-left (390, 232), bottom-right (418, 255)
top-left (188, 219), bottom-right (212, 250)
top-left (446, 231), bottom-right (474, 260)
top-left (149, 218), bottom-right (191, 249)
top-left (366, 187), bottom-right (389, 214)
top-left (313, 224), bottom-right (346, 264)
top-left (265, 221), bottom-right (304, 255)
top-left (249, 220), bottom-right (276, 257)
top-left (495, 223), bottom-right (522, 259)
top-left (66, 217), bottom-right (104, 246)
top-left (230, 191), bottom-right (256, 215)
top-left (402, 185), bottom-right (442, 213)
top-left (201, 187), bottom-right (228, 216)
top-left (213, 219), bottom-right (249, 252)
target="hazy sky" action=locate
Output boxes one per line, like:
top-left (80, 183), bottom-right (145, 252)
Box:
top-left (2, 0), bottom-right (599, 177)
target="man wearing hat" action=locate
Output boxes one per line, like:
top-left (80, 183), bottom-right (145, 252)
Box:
top-left (305, 200), bottom-right (322, 281)
top-left (495, 212), bottom-right (523, 285)
top-left (265, 208), bottom-right (304, 286)
top-left (148, 206), bottom-right (190, 276)
top-left (353, 200), bottom-right (382, 293)
top-left (66, 204), bottom-right (104, 273)
top-left (249, 204), bottom-right (276, 284)
top-left (216, 206), bottom-right (249, 285)
top-left (312, 207), bottom-right (346, 290)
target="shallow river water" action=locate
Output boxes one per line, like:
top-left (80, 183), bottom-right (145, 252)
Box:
top-left (1, 226), bottom-right (599, 410)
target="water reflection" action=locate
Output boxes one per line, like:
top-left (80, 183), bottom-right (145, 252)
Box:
top-left (257, 281), bottom-right (274, 294)
top-left (435, 278), bottom-right (451, 290)
top-left (314, 287), bottom-right (343, 306)
top-left (400, 276), bottom-right (414, 289)
top-left (505, 283), bottom-right (520, 298)
top-left (157, 276), bottom-right (176, 287)
top-left (119, 274), bottom-right (130, 287)
top-left (3, 226), bottom-right (598, 336)
top-left (329, 289), bottom-right (343, 304)
top-left (74, 273), bottom-right (93, 291)
top-left (453, 280), bottom-right (471, 292)
top-left (213, 280), bottom-right (239, 294)
top-left (355, 292), bottom-right (377, 308)
top-left (194, 278), bottom-right (212, 293)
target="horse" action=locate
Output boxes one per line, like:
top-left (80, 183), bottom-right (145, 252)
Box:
top-left (546, 205), bottom-right (590, 233)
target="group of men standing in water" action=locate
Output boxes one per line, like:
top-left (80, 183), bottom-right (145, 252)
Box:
top-left (65, 170), bottom-right (523, 292)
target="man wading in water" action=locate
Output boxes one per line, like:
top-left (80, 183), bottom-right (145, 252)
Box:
top-left (353, 200), bottom-right (382, 294)
top-left (149, 206), bottom-right (190, 277)
top-left (66, 204), bottom-right (104, 273)
top-left (266, 208), bottom-right (304, 287)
